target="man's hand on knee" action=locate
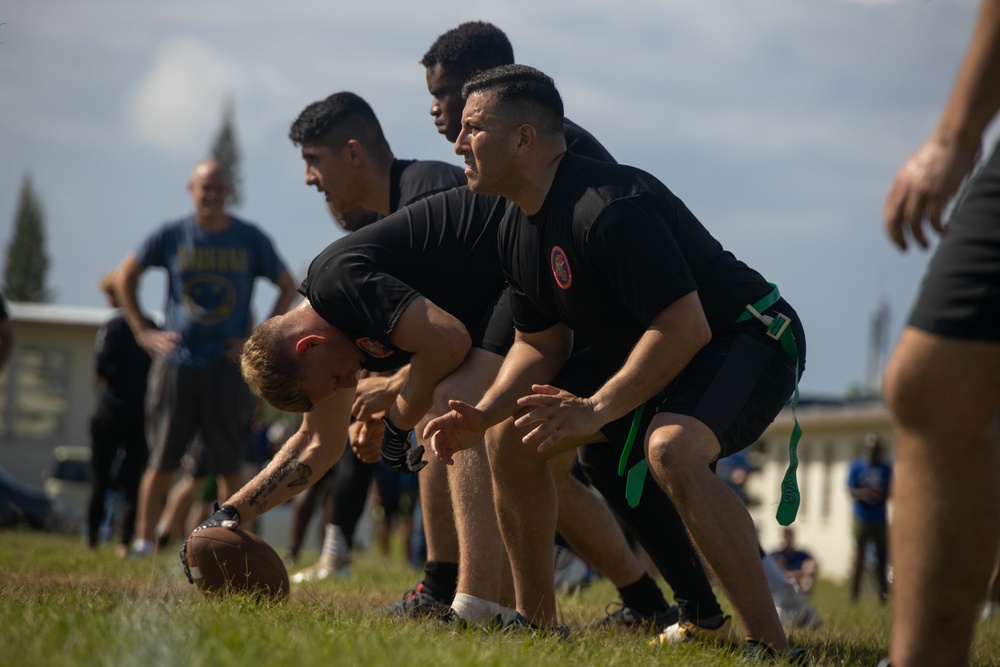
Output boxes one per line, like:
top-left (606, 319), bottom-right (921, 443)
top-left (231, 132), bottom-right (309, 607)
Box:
top-left (422, 400), bottom-right (489, 464)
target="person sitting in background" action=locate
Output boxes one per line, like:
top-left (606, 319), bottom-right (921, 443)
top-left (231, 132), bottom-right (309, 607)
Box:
top-left (769, 527), bottom-right (818, 595)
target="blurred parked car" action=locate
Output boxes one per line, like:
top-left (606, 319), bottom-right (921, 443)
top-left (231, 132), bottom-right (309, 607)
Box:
top-left (43, 445), bottom-right (93, 534)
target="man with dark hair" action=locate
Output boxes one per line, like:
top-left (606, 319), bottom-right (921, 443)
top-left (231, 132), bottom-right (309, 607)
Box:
top-left (283, 91), bottom-right (467, 583)
top-left (422, 21), bottom-right (613, 164)
top-left (412, 22), bottom-right (730, 635)
top-left (289, 91), bottom-right (466, 218)
top-left (426, 65), bottom-right (805, 659)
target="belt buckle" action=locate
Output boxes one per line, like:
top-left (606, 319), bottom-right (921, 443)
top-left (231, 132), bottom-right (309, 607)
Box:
top-left (766, 312), bottom-right (791, 341)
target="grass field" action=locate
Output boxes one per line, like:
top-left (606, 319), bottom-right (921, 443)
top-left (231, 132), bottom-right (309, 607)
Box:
top-left (2, 530), bottom-right (1000, 666)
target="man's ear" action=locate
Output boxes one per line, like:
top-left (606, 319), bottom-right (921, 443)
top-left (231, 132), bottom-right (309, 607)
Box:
top-left (513, 123), bottom-right (537, 154)
top-left (294, 334), bottom-right (326, 355)
top-left (344, 139), bottom-right (365, 167)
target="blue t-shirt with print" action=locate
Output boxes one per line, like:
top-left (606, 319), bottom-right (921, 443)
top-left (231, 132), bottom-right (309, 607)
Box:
top-left (847, 458), bottom-right (892, 523)
top-left (135, 215), bottom-right (287, 367)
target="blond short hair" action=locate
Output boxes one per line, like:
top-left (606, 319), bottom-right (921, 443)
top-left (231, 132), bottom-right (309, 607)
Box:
top-left (241, 316), bottom-right (314, 413)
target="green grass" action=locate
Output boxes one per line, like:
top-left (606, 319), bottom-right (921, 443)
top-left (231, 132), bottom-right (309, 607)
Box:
top-left (2, 530), bottom-right (1000, 666)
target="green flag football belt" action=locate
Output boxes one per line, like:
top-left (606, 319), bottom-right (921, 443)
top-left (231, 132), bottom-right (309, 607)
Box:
top-left (617, 283), bottom-right (802, 526)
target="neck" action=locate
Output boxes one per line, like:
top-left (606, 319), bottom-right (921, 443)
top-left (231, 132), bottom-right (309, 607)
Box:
top-left (195, 211), bottom-right (230, 232)
top-left (367, 157), bottom-right (394, 216)
top-left (515, 151), bottom-right (565, 216)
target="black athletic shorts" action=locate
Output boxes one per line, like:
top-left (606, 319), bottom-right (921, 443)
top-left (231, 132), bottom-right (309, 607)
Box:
top-left (471, 288), bottom-right (516, 356)
top-left (909, 144), bottom-right (1000, 341)
top-left (554, 298), bottom-right (805, 460)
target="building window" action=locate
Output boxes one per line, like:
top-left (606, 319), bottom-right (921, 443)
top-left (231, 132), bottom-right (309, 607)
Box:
top-left (8, 346), bottom-right (70, 439)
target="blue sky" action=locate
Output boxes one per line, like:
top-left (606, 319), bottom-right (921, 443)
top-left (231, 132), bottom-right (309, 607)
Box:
top-left (0, 0), bottom-right (989, 396)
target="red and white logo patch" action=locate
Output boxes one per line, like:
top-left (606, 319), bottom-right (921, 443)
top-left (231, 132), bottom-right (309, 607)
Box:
top-left (355, 337), bottom-right (393, 358)
top-left (550, 246), bottom-right (573, 289)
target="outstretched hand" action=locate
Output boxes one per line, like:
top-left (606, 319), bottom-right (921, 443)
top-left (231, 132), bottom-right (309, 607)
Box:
top-left (883, 137), bottom-right (980, 251)
top-left (422, 400), bottom-right (489, 465)
top-left (515, 384), bottom-right (604, 453)
top-left (180, 503), bottom-right (240, 584)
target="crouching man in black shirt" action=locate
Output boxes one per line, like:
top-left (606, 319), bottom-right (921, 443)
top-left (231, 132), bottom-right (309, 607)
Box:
top-left (425, 65), bottom-right (806, 659)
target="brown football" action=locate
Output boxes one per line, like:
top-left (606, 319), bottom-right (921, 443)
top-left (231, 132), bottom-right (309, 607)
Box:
top-left (185, 527), bottom-right (289, 600)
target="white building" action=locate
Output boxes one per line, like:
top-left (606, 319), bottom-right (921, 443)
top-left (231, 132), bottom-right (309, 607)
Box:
top-left (749, 399), bottom-right (893, 583)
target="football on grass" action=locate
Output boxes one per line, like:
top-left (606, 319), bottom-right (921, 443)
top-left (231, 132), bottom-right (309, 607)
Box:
top-left (185, 527), bottom-right (289, 600)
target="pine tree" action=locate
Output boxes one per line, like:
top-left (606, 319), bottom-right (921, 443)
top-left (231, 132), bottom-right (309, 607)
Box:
top-left (210, 97), bottom-right (244, 209)
top-left (3, 174), bottom-right (51, 302)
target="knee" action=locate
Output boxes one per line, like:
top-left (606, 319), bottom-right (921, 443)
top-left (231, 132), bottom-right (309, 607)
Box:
top-left (645, 434), bottom-right (700, 498)
top-left (883, 348), bottom-right (935, 431)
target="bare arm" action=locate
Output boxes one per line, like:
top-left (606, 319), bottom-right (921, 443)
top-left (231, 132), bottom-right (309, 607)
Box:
top-left (516, 291), bottom-right (710, 452)
top-left (385, 296), bottom-right (471, 430)
top-left (114, 253), bottom-right (179, 357)
top-left (423, 321), bottom-right (573, 464)
top-left (225, 385), bottom-right (355, 521)
top-left (884, 0), bottom-right (1000, 250)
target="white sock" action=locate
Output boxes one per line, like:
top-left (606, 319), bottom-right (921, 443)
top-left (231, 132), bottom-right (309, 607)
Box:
top-left (451, 593), bottom-right (503, 626)
top-left (320, 524), bottom-right (350, 564)
top-left (132, 539), bottom-right (153, 553)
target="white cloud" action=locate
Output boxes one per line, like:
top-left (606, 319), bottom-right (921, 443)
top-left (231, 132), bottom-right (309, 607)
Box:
top-left (127, 38), bottom-right (244, 156)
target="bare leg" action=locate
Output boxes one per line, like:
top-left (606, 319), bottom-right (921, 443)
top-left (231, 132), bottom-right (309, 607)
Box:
top-left (134, 468), bottom-right (175, 545)
top-left (415, 445), bottom-right (458, 565)
top-left (646, 414), bottom-right (788, 651)
top-left (551, 449), bottom-right (646, 588)
top-left (486, 415), bottom-right (560, 625)
top-left (885, 329), bottom-right (1000, 667)
top-left (435, 350), bottom-right (507, 611)
top-left (156, 474), bottom-right (203, 543)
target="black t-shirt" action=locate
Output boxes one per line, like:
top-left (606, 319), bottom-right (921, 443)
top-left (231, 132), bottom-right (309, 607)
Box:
top-left (563, 118), bottom-right (615, 163)
top-left (499, 153), bottom-right (773, 368)
top-left (389, 159), bottom-right (467, 212)
top-left (96, 313), bottom-right (152, 411)
top-left (300, 186), bottom-right (507, 372)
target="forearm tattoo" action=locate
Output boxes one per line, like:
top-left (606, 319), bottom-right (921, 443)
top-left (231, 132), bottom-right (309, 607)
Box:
top-left (247, 449), bottom-right (313, 516)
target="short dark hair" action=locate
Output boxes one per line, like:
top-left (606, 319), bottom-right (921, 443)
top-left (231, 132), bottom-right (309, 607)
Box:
top-left (288, 91), bottom-right (390, 159)
top-left (420, 21), bottom-right (514, 83)
top-left (463, 64), bottom-right (564, 135)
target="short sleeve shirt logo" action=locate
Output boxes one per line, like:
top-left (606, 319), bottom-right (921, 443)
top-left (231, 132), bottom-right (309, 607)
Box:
top-left (550, 246), bottom-right (573, 290)
top-left (182, 274), bottom-right (237, 325)
top-left (356, 337), bottom-right (393, 359)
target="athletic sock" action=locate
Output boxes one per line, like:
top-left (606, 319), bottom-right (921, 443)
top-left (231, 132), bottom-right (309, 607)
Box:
top-left (450, 593), bottom-right (503, 626)
top-left (320, 523), bottom-right (350, 565)
top-left (422, 560), bottom-right (458, 603)
top-left (617, 573), bottom-right (669, 616)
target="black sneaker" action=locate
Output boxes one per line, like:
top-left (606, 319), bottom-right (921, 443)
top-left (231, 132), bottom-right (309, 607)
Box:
top-left (587, 602), bottom-right (679, 633)
top-left (437, 607), bottom-right (505, 631)
top-left (502, 612), bottom-right (571, 640)
top-left (744, 640), bottom-right (809, 664)
top-left (379, 582), bottom-right (450, 618)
